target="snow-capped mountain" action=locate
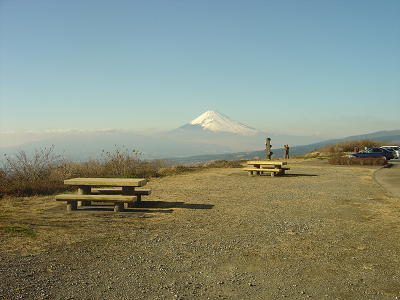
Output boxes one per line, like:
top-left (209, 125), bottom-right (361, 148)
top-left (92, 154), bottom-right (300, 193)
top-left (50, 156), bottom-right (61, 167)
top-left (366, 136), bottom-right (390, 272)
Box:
top-left (156, 110), bottom-right (268, 152)
top-left (162, 110), bottom-right (330, 152)
top-left (180, 110), bottom-right (260, 135)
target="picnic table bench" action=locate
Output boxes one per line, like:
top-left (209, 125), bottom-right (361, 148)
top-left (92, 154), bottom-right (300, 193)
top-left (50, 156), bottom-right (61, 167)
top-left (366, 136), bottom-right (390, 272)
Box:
top-left (244, 161), bottom-right (290, 177)
top-left (55, 178), bottom-right (149, 212)
top-left (91, 188), bottom-right (151, 201)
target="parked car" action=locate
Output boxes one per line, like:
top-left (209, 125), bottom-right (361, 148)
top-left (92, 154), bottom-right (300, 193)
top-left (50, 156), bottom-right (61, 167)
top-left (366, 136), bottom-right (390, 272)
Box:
top-left (381, 146), bottom-right (399, 159)
top-left (349, 147), bottom-right (394, 160)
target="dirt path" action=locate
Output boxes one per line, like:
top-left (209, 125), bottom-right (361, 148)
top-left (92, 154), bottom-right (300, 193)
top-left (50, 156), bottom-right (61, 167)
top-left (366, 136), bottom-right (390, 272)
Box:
top-left (1, 161), bottom-right (400, 299)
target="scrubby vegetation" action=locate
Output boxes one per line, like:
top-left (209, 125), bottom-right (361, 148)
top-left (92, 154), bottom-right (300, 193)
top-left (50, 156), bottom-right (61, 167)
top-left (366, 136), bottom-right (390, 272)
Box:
top-left (0, 145), bottom-right (166, 197)
top-left (301, 139), bottom-right (384, 159)
top-left (316, 139), bottom-right (383, 155)
top-left (1, 139), bottom-right (394, 197)
top-left (0, 146), bottom-right (243, 197)
top-left (305, 139), bottom-right (392, 166)
top-left (328, 157), bottom-right (387, 166)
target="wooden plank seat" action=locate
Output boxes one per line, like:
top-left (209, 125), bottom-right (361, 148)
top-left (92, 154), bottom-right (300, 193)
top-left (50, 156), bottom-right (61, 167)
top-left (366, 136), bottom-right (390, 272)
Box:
top-left (243, 167), bottom-right (290, 177)
top-left (253, 166), bottom-right (290, 170)
top-left (56, 194), bottom-right (137, 212)
top-left (91, 188), bottom-right (151, 201)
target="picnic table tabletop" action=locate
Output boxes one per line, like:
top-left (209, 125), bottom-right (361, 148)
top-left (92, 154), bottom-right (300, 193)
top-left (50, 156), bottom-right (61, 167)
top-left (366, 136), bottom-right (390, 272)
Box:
top-left (63, 178), bottom-right (147, 187)
top-left (247, 161), bottom-right (287, 166)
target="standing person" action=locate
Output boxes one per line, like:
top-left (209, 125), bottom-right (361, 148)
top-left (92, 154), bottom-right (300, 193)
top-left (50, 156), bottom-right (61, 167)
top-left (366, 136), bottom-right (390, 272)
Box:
top-left (286, 144), bottom-right (290, 159)
top-left (284, 145), bottom-right (288, 159)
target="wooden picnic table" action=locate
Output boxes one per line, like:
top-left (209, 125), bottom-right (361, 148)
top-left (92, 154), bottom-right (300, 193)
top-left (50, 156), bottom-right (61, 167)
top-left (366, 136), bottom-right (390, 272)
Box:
top-left (243, 161), bottom-right (290, 177)
top-left (56, 178), bottom-right (149, 212)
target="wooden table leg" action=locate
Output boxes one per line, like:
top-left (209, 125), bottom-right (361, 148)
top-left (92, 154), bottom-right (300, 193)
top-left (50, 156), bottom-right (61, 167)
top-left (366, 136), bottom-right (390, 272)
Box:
top-left (122, 186), bottom-right (137, 208)
top-left (114, 202), bottom-right (124, 212)
top-left (78, 185), bottom-right (91, 206)
top-left (67, 201), bottom-right (77, 212)
top-left (122, 186), bottom-right (135, 195)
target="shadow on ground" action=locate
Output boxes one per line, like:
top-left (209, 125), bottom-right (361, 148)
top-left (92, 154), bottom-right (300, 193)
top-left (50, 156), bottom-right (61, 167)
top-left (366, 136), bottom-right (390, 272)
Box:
top-left (245, 173), bottom-right (318, 177)
top-left (46, 201), bottom-right (214, 215)
top-left (284, 173), bottom-right (318, 177)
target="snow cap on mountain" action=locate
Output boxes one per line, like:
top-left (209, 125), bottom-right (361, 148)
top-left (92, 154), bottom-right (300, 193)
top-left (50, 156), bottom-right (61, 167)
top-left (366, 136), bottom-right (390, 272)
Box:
top-left (189, 110), bottom-right (259, 135)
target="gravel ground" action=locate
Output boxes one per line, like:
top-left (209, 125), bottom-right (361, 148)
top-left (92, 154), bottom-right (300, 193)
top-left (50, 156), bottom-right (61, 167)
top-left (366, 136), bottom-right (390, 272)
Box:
top-left (1, 161), bottom-right (400, 299)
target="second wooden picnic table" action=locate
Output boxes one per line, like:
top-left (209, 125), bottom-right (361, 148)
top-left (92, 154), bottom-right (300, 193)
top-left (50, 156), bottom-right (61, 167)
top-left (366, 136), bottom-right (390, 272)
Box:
top-left (56, 178), bottom-right (149, 212)
top-left (244, 161), bottom-right (290, 177)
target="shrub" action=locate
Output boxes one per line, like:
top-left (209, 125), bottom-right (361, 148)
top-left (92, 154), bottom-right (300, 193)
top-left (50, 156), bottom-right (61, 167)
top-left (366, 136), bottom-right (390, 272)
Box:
top-left (0, 145), bottom-right (169, 197)
top-left (309, 139), bottom-right (384, 157)
top-left (0, 179), bottom-right (69, 197)
top-left (98, 146), bottom-right (142, 177)
top-left (2, 146), bottom-right (60, 183)
top-left (0, 146), bottom-right (72, 196)
top-left (328, 157), bottom-right (387, 166)
top-left (126, 158), bottom-right (170, 178)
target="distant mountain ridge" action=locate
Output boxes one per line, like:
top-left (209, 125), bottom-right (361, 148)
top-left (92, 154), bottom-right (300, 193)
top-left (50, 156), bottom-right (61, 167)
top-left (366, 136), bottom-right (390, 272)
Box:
top-left (340, 130), bottom-right (400, 142)
top-left (1, 109), bottom-right (399, 162)
top-left (172, 130), bottom-right (400, 164)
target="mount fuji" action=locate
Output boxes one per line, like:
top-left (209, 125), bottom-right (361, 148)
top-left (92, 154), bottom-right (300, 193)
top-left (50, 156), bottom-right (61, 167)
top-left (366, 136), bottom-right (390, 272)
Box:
top-left (159, 110), bottom-right (292, 152)
top-left (179, 110), bottom-right (260, 135)
top-left (158, 110), bottom-right (334, 153)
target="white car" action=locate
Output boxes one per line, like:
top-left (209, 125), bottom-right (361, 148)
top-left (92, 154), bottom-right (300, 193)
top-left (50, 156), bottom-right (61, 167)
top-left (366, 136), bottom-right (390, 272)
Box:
top-left (381, 146), bottom-right (399, 159)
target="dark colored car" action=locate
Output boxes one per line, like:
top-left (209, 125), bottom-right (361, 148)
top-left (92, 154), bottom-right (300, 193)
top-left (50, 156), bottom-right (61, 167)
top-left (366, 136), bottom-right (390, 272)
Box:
top-left (349, 147), bottom-right (394, 160)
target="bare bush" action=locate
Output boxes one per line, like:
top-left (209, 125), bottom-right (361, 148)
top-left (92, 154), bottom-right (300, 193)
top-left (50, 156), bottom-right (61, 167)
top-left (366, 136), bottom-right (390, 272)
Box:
top-left (0, 145), bottom-right (170, 197)
top-left (2, 146), bottom-right (62, 182)
top-left (0, 146), bottom-right (69, 196)
top-left (98, 146), bottom-right (142, 177)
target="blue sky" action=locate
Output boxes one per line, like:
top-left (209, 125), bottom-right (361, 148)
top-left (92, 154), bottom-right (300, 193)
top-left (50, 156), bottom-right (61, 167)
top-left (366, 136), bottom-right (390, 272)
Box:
top-left (1, 0), bottom-right (399, 147)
